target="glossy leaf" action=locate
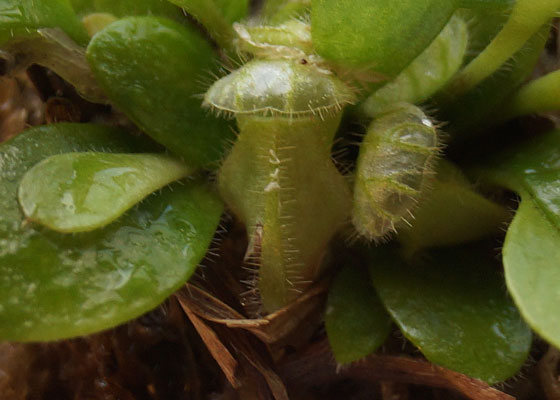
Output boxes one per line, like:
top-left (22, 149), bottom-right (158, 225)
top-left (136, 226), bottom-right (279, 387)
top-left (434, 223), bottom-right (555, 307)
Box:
top-left (398, 161), bottom-right (510, 257)
top-left (370, 246), bottom-right (532, 384)
top-left (0, 0), bottom-right (88, 46)
top-left (326, 265), bottom-right (392, 364)
top-left (0, 124), bottom-right (222, 341)
top-left (361, 15), bottom-right (468, 116)
top-left (87, 16), bottom-right (233, 167)
top-left (503, 200), bottom-right (560, 349)
top-left (2, 28), bottom-right (106, 103)
top-left (19, 152), bottom-right (192, 233)
top-left (475, 130), bottom-right (560, 348)
top-left (311, 0), bottom-right (457, 78)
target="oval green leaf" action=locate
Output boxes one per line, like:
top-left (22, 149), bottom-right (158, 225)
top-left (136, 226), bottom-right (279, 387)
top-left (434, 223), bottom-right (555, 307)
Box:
top-left (370, 246), bottom-right (532, 384)
top-left (0, 0), bottom-right (88, 46)
top-left (475, 130), bottom-right (560, 349)
top-left (0, 124), bottom-right (222, 341)
top-left (503, 199), bottom-right (560, 349)
top-left (86, 16), bottom-right (233, 167)
top-left (325, 265), bottom-right (392, 364)
top-left (18, 152), bottom-right (192, 233)
top-left (311, 0), bottom-right (457, 78)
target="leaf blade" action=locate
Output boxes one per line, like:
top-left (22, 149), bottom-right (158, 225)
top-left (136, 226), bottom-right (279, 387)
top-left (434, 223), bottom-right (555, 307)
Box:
top-left (0, 0), bottom-right (88, 46)
top-left (86, 16), bottom-right (233, 167)
top-left (311, 0), bottom-right (457, 78)
top-left (370, 246), bottom-right (532, 384)
top-left (18, 152), bottom-right (193, 233)
top-left (0, 124), bottom-right (222, 341)
top-left (325, 265), bottom-right (392, 364)
top-left (475, 130), bottom-right (560, 349)
top-left (503, 198), bottom-right (560, 348)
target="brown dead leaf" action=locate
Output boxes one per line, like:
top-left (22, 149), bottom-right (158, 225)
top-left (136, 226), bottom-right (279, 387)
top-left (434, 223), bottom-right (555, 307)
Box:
top-left (177, 287), bottom-right (289, 400)
top-left (179, 301), bottom-right (240, 389)
top-left (176, 280), bottom-right (327, 344)
top-left (219, 328), bottom-right (289, 400)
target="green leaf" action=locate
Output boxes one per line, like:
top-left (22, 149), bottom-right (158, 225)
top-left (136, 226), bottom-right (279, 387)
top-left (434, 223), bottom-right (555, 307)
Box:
top-left (166, 0), bottom-right (249, 50)
top-left (87, 16), bottom-right (233, 167)
top-left (458, 0), bottom-right (514, 9)
top-left (71, 0), bottom-right (183, 20)
top-left (398, 161), bottom-right (510, 257)
top-left (370, 246), bottom-right (532, 384)
top-left (0, 124), bottom-right (222, 341)
top-left (457, 8), bottom-right (508, 65)
top-left (325, 265), bottom-right (392, 364)
top-left (447, 0), bottom-right (560, 98)
top-left (260, 0), bottom-right (310, 24)
top-left (435, 24), bottom-right (548, 141)
top-left (361, 15), bottom-right (468, 116)
top-left (311, 0), bottom-right (457, 78)
top-left (503, 199), bottom-right (560, 349)
top-left (18, 152), bottom-right (192, 233)
top-left (169, 0), bottom-right (249, 24)
top-left (501, 69), bottom-right (560, 121)
top-left (475, 130), bottom-right (560, 349)
top-left (0, 0), bottom-right (88, 46)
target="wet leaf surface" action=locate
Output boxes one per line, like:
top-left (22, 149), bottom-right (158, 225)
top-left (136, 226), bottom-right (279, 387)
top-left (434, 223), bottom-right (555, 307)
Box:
top-left (18, 152), bottom-right (192, 233)
top-left (370, 246), bottom-right (532, 384)
top-left (0, 123), bottom-right (222, 341)
top-left (476, 130), bottom-right (560, 349)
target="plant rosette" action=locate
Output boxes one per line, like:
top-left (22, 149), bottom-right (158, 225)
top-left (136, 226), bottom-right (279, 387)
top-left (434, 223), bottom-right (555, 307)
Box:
top-left (1, 0), bottom-right (560, 398)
